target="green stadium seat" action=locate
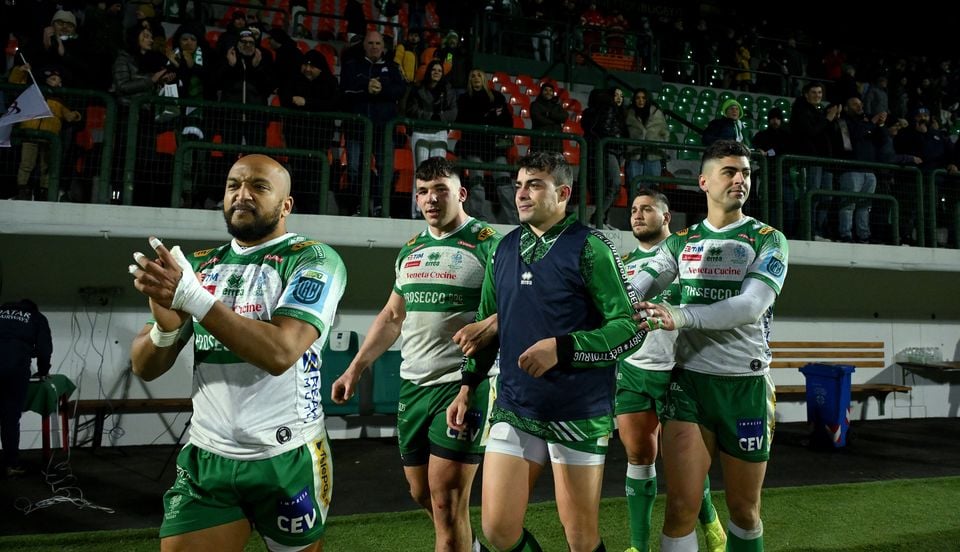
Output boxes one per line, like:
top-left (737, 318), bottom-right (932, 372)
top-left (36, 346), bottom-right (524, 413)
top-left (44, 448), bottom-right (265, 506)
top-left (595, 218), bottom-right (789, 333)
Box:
top-left (321, 331), bottom-right (361, 416)
top-left (756, 95), bottom-right (773, 109)
top-left (660, 84), bottom-right (678, 100)
top-left (774, 98), bottom-right (792, 111)
top-left (698, 88), bottom-right (717, 103)
top-left (666, 119), bottom-right (682, 134)
top-left (692, 113), bottom-right (710, 128)
top-left (680, 87), bottom-right (697, 101)
top-left (684, 134), bottom-right (702, 146)
top-left (372, 349), bottom-right (403, 414)
top-left (719, 91), bottom-right (736, 104)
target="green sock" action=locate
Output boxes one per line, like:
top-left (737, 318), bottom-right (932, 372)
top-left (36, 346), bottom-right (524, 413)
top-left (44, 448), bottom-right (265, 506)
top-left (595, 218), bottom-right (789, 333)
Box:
top-left (698, 475), bottom-right (718, 525)
top-left (727, 521), bottom-right (764, 552)
top-left (626, 463), bottom-right (657, 551)
top-left (505, 528), bottom-right (543, 552)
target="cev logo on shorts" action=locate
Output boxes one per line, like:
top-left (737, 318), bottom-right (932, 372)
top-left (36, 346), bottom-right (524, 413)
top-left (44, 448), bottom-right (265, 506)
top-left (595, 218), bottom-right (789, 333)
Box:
top-left (276, 487), bottom-right (319, 534)
top-left (737, 418), bottom-right (765, 452)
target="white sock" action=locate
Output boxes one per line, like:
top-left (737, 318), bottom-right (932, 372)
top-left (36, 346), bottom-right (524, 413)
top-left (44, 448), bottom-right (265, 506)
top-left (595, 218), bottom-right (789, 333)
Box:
top-left (728, 519), bottom-right (763, 540)
top-left (627, 462), bottom-right (656, 480)
top-left (661, 530), bottom-right (698, 552)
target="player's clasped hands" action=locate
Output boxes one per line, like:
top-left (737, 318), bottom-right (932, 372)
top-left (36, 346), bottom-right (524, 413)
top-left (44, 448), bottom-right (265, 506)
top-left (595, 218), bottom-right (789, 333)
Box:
top-left (633, 301), bottom-right (676, 332)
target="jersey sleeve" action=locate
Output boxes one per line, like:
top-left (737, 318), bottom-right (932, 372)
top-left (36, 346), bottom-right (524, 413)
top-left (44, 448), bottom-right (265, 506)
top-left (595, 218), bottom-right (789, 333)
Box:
top-left (746, 227), bottom-right (789, 295)
top-left (462, 240), bottom-right (501, 378)
top-left (562, 232), bottom-right (646, 368)
top-left (273, 243), bottom-right (347, 337)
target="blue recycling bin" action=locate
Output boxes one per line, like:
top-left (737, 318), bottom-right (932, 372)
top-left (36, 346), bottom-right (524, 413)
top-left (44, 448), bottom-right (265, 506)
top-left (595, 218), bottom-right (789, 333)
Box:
top-left (799, 363), bottom-right (856, 447)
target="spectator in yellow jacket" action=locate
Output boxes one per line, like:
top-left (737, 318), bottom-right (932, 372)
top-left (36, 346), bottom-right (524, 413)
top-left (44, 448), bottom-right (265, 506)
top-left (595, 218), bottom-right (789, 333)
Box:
top-left (10, 65), bottom-right (82, 200)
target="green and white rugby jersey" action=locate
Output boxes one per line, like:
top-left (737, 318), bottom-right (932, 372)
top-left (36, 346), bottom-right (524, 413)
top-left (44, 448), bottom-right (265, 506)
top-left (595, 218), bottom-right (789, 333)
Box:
top-left (620, 243), bottom-right (679, 372)
top-left (642, 217), bottom-right (788, 376)
top-left (394, 218), bottom-right (500, 386)
top-left (187, 233), bottom-right (346, 460)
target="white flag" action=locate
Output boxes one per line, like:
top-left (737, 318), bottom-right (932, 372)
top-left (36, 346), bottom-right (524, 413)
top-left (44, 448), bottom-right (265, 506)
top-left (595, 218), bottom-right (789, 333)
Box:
top-left (0, 83), bottom-right (54, 128)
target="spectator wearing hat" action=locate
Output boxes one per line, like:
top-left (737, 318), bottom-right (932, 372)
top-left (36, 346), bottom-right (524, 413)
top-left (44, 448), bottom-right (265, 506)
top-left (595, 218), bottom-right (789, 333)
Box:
top-left (214, 28), bottom-right (273, 147)
top-left (435, 30), bottom-right (466, 89)
top-left (752, 107), bottom-right (791, 158)
top-left (752, 107), bottom-right (794, 236)
top-left (217, 9), bottom-right (250, 56)
top-left (702, 98), bottom-right (747, 146)
top-left (8, 65), bottom-right (82, 201)
top-left (278, 50), bottom-right (340, 212)
top-left (36, 10), bottom-right (89, 87)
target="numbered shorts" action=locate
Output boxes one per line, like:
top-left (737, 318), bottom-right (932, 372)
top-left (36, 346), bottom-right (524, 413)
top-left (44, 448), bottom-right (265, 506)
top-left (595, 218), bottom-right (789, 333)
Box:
top-left (615, 364), bottom-right (672, 417)
top-left (160, 435), bottom-right (333, 551)
top-left (663, 368), bottom-right (775, 462)
top-left (397, 378), bottom-right (494, 466)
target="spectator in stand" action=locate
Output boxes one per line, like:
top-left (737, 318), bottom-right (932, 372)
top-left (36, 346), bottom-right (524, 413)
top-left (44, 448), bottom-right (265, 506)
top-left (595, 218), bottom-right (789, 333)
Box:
top-left (895, 106), bottom-right (960, 245)
top-left (876, 120), bottom-right (922, 244)
top-left (214, 28), bottom-right (273, 148)
top-left (529, 81), bottom-right (567, 153)
top-left (394, 28), bottom-right (423, 82)
top-left (752, 107), bottom-right (791, 158)
top-left (779, 36), bottom-right (806, 97)
top-left (829, 64), bottom-right (859, 107)
top-left (734, 41), bottom-right (752, 91)
top-left (266, 28), bottom-right (305, 92)
top-left (340, 30), bottom-right (405, 216)
top-left (344, 0), bottom-right (367, 42)
top-left (523, 0), bottom-right (556, 62)
top-left (791, 81), bottom-right (841, 240)
top-left (166, 24), bottom-right (216, 131)
top-left (702, 98), bottom-right (747, 147)
top-left (752, 107), bottom-right (793, 233)
top-left (435, 31), bottom-right (467, 90)
top-left (36, 10), bottom-right (89, 88)
top-left (80, 0), bottom-right (124, 91)
top-left (581, 87), bottom-right (628, 228)
top-left (279, 50), bottom-right (340, 213)
top-left (832, 97), bottom-right (886, 243)
top-left (217, 9), bottom-right (249, 55)
top-left (455, 68), bottom-right (513, 223)
top-left (863, 75), bottom-right (890, 118)
top-left (112, 25), bottom-right (177, 206)
top-left (10, 65), bottom-right (82, 201)
top-left (376, 0), bottom-right (401, 42)
top-left (405, 59), bottom-right (458, 216)
top-left (624, 88), bottom-right (669, 192)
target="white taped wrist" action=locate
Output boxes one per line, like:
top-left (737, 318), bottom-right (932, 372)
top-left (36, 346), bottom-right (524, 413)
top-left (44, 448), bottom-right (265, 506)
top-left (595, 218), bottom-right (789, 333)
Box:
top-left (149, 324), bottom-right (180, 347)
top-left (665, 304), bottom-right (688, 329)
top-left (168, 245), bottom-right (217, 320)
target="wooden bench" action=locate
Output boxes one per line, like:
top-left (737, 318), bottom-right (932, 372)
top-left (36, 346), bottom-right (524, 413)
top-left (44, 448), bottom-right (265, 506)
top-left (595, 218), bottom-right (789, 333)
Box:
top-left (69, 398), bottom-right (192, 450)
top-left (770, 341), bottom-right (911, 416)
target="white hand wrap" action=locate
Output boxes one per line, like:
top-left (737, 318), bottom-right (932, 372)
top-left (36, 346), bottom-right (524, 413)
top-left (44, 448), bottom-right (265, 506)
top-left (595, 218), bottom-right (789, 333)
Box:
top-left (168, 246), bottom-right (217, 321)
top-left (149, 323), bottom-right (180, 348)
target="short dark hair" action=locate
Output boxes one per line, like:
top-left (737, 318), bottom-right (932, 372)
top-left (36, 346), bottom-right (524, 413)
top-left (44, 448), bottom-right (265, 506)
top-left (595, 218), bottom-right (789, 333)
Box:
top-left (517, 151), bottom-right (573, 187)
top-left (802, 81), bottom-right (824, 94)
top-left (701, 140), bottom-right (751, 168)
top-left (415, 156), bottom-right (458, 182)
top-left (635, 188), bottom-right (670, 211)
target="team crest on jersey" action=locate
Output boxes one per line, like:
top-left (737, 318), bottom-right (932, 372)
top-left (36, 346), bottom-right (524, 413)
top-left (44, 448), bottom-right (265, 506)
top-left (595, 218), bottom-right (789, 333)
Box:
top-left (676, 228), bottom-right (690, 236)
top-left (406, 233), bottom-right (419, 246)
top-left (733, 245), bottom-right (749, 264)
top-left (477, 227), bottom-right (496, 241)
top-left (292, 270), bottom-right (327, 304)
top-left (193, 248), bottom-right (215, 257)
top-left (470, 223), bottom-right (482, 234)
top-left (449, 251), bottom-right (464, 269)
top-left (758, 226), bottom-right (775, 235)
top-left (765, 256), bottom-right (786, 278)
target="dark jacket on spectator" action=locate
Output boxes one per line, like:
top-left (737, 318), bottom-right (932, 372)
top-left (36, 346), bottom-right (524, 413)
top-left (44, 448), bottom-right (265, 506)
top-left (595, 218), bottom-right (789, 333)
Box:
top-left (530, 88), bottom-right (567, 153)
top-left (455, 86), bottom-right (513, 160)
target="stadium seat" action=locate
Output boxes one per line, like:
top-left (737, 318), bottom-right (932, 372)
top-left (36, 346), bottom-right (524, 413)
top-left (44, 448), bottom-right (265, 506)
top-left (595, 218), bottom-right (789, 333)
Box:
top-left (372, 350), bottom-right (402, 414)
top-left (719, 91), bottom-right (736, 104)
top-left (562, 140), bottom-right (580, 165)
top-left (321, 331), bottom-right (361, 416)
top-left (393, 148), bottom-right (414, 193)
top-left (491, 71), bottom-right (512, 85)
top-left (659, 84), bottom-right (678, 101)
